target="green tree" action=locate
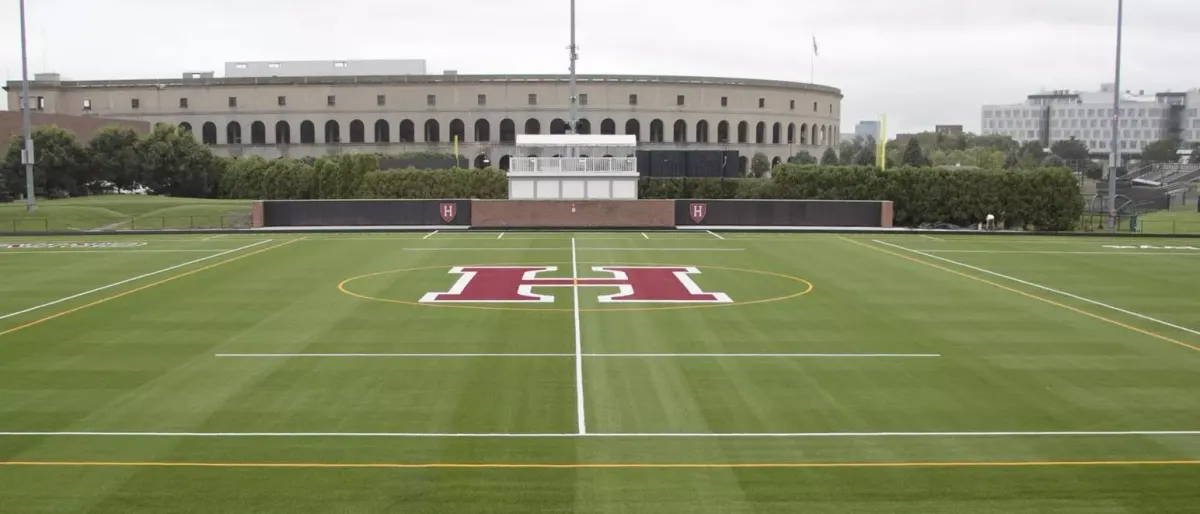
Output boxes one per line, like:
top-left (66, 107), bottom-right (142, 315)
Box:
top-left (1140, 138), bottom-right (1179, 163)
top-left (787, 151), bottom-right (817, 165)
top-left (87, 126), bottom-right (143, 190)
top-left (839, 136), bottom-right (869, 165)
top-left (1042, 154), bottom-right (1066, 167)
top-left (965, 134), bottom-right (1020, 153)
top-left (2, 126), bottom-right (88, 197)
top-left (136, 123), bottom-right (223, 197)
top-left (853, 145), bottom-right (877, 167)
top-left (749, 152), bottom-right (771, 177)
top-left (1051, 138), bottom-right (1090, 161)
top-left (900, 138), bottom-right (928, 167)
top-left (1017, 141), bottom-right (1045, 168)
top-left (820, 147), bottom-right (839, 165)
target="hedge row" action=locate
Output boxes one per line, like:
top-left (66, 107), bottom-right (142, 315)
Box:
top-left (219, 155), bottom-right (507, 200)
top-left (220, 157), bottom-right (1082, 230)
top-left (638, 165), bottom-right (1082, 230)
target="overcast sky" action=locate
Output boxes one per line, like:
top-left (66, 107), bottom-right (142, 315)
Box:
top-left (2, 0), bottom-right (1198, 134)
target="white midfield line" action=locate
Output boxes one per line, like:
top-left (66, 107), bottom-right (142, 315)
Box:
top-left (874, 239), bottom-right (1200, 338)
top-left (706, 230), bottom-right (725, 240)
top-left (423, 230), bottom-right (438, 240)
top-left (0, 240), bottom-right (272, 321)
top-left (2, 430), bottom-right (1198, 438)
top-left (571, 237), bottom-right (587, 434)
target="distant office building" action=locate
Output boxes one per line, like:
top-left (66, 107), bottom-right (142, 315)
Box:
top-left (981, 84), bottom-right (1200, 155)
top-left (854, 120), bottom-right (879, 140)
top-left (935, 125), bottom-right (964, 136)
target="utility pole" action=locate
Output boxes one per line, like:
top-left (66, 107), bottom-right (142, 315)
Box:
top-left (1107, 0), bottom-right (1124, 230)
top-left (19, 0), bottom-right (37, 212)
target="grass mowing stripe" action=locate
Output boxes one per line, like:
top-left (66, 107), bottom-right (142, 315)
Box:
top-left (0, 239), bottom-right (272, 322)
top-left (3, 460), bottom-right (1198, 469)
top-left (874, 239), bottom-right (1200, 341)
top-left (6, 430), bottom-right (1197, 438)
top-left (212, 353), bottom-right (940, 358)
top-left (841, 237), bottom-right (1200, 354)
top-left (0, 239), bottom-right (300, 338)
top-left (572, 237), bottom-right (587, 435)
top-left (0, 249), bottom-right (225, 254)
top-left (923, 250), bottom-right (1200, 255)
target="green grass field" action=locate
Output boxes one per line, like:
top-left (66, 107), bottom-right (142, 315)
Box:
top-left (0, 231), bottom-right (1198, 513)
top-left (0, 196), bottom-right (253, 232)
top-left (1138, 206), bottom-right (1200, 235)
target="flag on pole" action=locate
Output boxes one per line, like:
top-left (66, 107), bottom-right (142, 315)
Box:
top-left (812, 36), bottom-right (819, 57)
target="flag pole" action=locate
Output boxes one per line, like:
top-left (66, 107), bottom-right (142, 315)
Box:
top-left (810, 34), bottom-right (816, 83)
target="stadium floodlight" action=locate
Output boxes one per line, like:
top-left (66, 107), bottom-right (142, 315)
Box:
top-left (18, 0), bottom-right (36, 212)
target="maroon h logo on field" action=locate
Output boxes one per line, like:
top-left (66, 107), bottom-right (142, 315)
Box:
top-left (689, 203), bottom-right (707, 223)
top-left (420, 266), bottom-right (732, 303)
top-left (440, 203), bottom-right (457, 223)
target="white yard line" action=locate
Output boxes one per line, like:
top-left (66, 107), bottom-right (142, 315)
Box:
top-left (2, 430), bottom-right (1197, 438)
top-left (498, 232), bottom-right (505, 239)
top-left (571, 238), bottom-right (587, 434)
top-left (920, 234), bottom-right (944, 241)
top-left (215, 353), bottom-right (937, 358)
top-left (0, 240), bottom-right (273, 322)
top-left (706, 230), bottom-right (726, 240)
top-left (202, 234), bottom-right (229, 241)
top-left (875, 239), bottom-right (1200, 338)
top-left (641, 232), bottom-right (650, 239)
top-left (423, 230), bottom-right (438, 240)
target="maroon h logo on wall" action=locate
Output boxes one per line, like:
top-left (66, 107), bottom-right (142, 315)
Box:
top-left (439, 203), bottom-right (457, 223)
top-left (689, 203), bottom-right (707, 223)
top-left (420, 266), bottom-right (732, 303)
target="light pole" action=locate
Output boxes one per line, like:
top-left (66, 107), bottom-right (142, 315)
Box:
top-left (18, 0), bottom-right (36, 211)
top-left (566, 0), bottom-right (579, 147)
top-left (1107, 0), bottom-right (1124, 230)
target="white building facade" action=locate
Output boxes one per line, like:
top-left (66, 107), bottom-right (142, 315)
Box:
top-left (981, 84), bottom-right (1200, 155)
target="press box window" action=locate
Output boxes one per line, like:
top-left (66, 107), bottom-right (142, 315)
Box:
top-left (578, 94), bottom-right (588, 106)
top-left (179, 98), bottom-right (189, 109)
top-left (131, 98), bottom-right (140, 109)
top-left (228, 97), bottom-right (238, 107)
top-left (377, 95), bottom-right (386, 106)
top-left (427, 95), bottom-right (436, 106)
top-left (629, 94), bottom-right (638, 106)
top-left (478, 94), bottom-right (487, 106)
top-left (278, 96), bottom-right (287, 106)
top-left (721, 97), bottom-right (728, 107)
top-left (758, 98), bottom-right (765, 108)
top-left (676, 95), bottom-right (685, 106)
top-left (528, 94), bottom-right (538, 106)
top-left (327, 95), bottom-right (336, 106)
